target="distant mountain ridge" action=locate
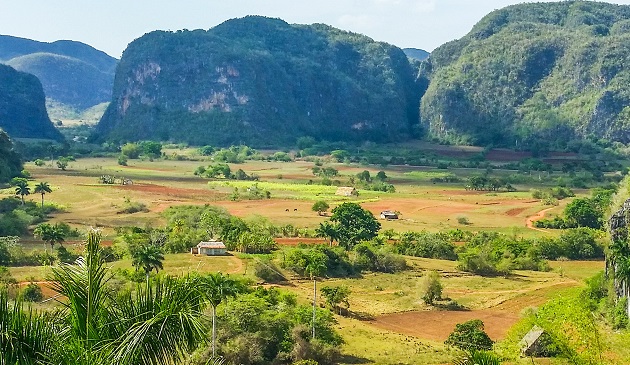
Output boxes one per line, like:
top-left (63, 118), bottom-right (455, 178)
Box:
top-left (0, 64), bottom-right (63, 141)
top-left (0, 35), bottom-right (116, 114)
top-left (96, 16), bottom-right (422, 146)
top-left (420, 0), bottom-right (630, 148)
top-left (403, 48), bottom-right (429, 61)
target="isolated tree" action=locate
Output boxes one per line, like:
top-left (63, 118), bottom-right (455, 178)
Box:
top-left (12, 178), bottom-right (30, 205)
top-left (422, 270), bottom-right (443, 305)
top-left (56, 158), bottom-right (69, 171)
top-left (330, 203), bottom-right (381, 250)
top-left (34, 182), bottom-right (52, 208)
top-left (34, 223), bottom-right (66, 252)
top-left (315, 221), bottom-right (338, 246)
top-left (305, 250), bottom-right (328, 339)
top-left (312, 200), bottom-right (330, 216)
top-left (131, 244), bottom-right (164, 281)
top-left (356, 170), bottom-right (371, 182)
top-left (445, 319), bottom-right (494, 351)
top-left (198, 273), bottom-right (243, 357)
top-left (376, 171), bottom-right (388, 181)
top-left (320, 285), bottom-right (350, 315)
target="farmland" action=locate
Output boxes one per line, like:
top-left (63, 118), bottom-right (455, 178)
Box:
top-left (1, 149), bottom-right (613, 364)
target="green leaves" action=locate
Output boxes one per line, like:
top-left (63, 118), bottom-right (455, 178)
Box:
top-left (330, 203), bottom-right (381, 250)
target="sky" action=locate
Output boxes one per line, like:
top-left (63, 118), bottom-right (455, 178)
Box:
top-left (2, 0), bottom-right (630, 58)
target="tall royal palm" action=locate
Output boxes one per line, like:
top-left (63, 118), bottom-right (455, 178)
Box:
top-left (132, 244), bottom-right (165, 282)
top-left (198, 273), bottom-right (242, 357)
top-left (14, 180), bottom-right (30, 205)
top-left (34, 223), bottom-right (66, 252)
top-left (34, 181), bottom-right (52, 208)
top-left (315, 221), bottom-right (338, 247)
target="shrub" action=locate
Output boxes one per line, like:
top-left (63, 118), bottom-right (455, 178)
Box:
top-left (457, 216), bottom-right (471, 225)
top-left (118, 202), bottom-right (149, 214)
top-left (445, 319), bottom-right (494, 351)
top-left (22, 282), bottom-right (43, 302)
top-left (117, 154), bottom-right (128, 166)
top-left (422, 271), bottom-right (443, 305)
top-left (253, 259), bottom-right (286, 283)
top-left (56, 246), bottom-right (78, 264)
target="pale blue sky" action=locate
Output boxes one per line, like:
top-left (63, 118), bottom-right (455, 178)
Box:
top-left (1, 0), bottom-right (630, 58)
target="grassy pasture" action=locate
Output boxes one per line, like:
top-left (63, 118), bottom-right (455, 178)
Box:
top-left (1, 155), bottom-right (603, 364)
top-left (15, 157), bottom-right (575, 238)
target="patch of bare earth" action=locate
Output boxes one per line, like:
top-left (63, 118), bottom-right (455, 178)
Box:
top-left (370, 282), bottom-right (577, 342)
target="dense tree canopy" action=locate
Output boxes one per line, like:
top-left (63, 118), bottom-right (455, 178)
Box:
top-left (421, 1), bottom-right (630, 148)
top-left (329, 203), bottom-right (380, 250)
top-left (96, 16), bottom-right (421, 146)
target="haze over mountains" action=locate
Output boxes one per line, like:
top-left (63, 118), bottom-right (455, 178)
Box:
top-left (0, 64), bottom-right (63, 141)
top-left (4, 1), bottom-right (630, 151)
top-left (0, 35), bottom-right (117, 116)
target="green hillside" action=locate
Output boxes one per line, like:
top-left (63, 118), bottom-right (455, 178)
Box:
top-left (7, 53), bottom-right (114, 110)
top-left (420, 1), bottom-right (630, 149)
top-left (96, 16), bottom-right (421, 146)
top-left (0, 35), bottom-right (116, 114)
top-left (0, 64), bottom-right (63, 141)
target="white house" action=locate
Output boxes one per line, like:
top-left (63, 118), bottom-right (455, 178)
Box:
top-left (191, 240), bottom-right (227, 256)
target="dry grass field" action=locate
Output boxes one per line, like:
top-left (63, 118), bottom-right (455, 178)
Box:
top-left (1, 155), bottom-right (603, 365)
top-left (12, 157), bottom-right (574, 239)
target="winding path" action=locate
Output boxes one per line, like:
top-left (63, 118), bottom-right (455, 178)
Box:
top-left (525, 207), bottom-right (555, 232)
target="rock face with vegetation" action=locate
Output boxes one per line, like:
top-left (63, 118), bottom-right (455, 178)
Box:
top-left (0, 64), bottom-right (63, 141)
top-left (0, 35), bottom-right (117, 113)
top-left (96, 16), bottom-right (421, 146)
top-left (420, 1), bottom-right (630, 149)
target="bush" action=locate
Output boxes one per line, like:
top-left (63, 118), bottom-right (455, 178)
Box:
top-left (118, 202), bottom-right (149, 214)
top-left (117, 154), bottom-right (128, 166)
top-left (422, 271), bottom-right (443, 305)
top-left (22, 283), bottom-right (43, 302)
top-left (445, 319), bottom-right (494, 351)
top-left (56, 246), bottom-right (78, 264)
top-left (395, 231), bottom-right (457, 260)
top-left (253, 259), bottom-right (286, 283)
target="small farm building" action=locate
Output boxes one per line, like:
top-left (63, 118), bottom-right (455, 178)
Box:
top-left (519, 326), bottom-right (547, 357)
top-left (336, 187), bottom-right (358, 197)
top-left (380, 211), bottom-right (399, 220)
top-left (191, 241), bottom-right (227, 256)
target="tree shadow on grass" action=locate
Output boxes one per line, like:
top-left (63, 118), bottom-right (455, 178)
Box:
top-left (338, 354), bottom-right (373, 364)
top-left (348, 311), bottom-right (375, 321)
top-left (433, 298), bottom-right (469, 311)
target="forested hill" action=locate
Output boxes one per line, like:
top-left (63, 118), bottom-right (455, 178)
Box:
top-left (420, 1), bottom-right (630, 149)
top-left (96, 16), bottom-right (421, 146)
top-left (0, 35), bottom-right (117, 112)
top-left (0, 64), bottom-right (63, 141)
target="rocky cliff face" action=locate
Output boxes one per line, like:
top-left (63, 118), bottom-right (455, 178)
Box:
top-left (420, 1), bottom-right (630, 148)
top-left (0, 64), bottom-right (63, 141)
top-left (96, 16), bottom-right (421, 146)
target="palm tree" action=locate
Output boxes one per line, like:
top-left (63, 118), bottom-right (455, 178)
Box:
top-left (50, 229), bottom-right (208, 365)
top-left (305, 252), bottom-right (327, 339)
top-left (0, 289), bottom-right (58, 364)
top-left (34, 223), bottom-right (66, 253)
top-left (198, 273), bottom-right (243, 357)
top-left (34, 182), bottom-right (52, 208)
top-left (14, 180), bottom-right (30, 205)
top-left (131, 244), bottom-right (165, 282)
top-left (315, 221), bottom-right (338, 246)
